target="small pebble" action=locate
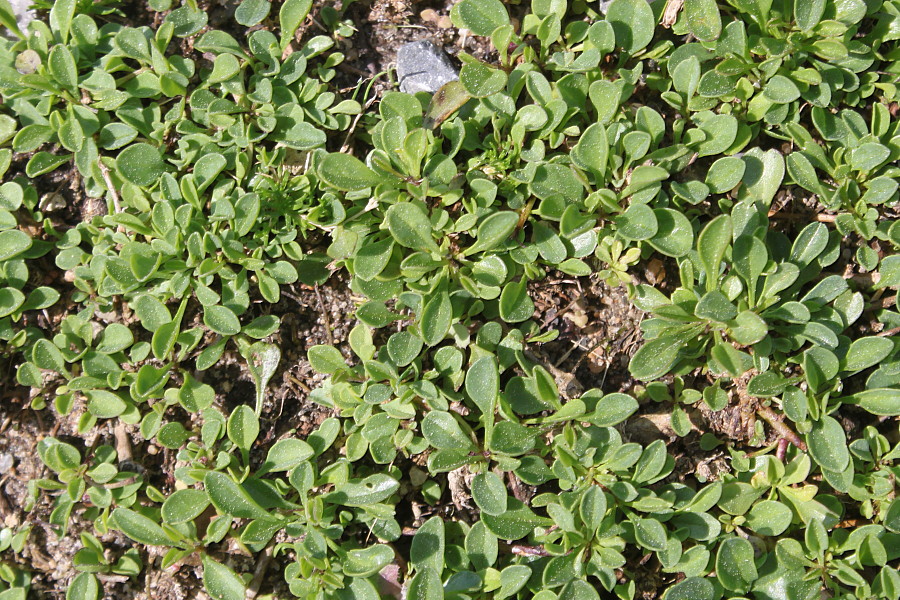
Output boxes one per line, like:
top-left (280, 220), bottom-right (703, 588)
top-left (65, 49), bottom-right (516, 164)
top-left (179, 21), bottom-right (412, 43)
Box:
top-left (396, 41), bottom-right (459, 95)
top-left (0, 453), bottom-right (12, 475)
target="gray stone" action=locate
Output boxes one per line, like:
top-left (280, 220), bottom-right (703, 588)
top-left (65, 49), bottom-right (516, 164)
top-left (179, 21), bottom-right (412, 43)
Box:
top-left (5, 0), bottom-right (35, 36)
top-left (396, 41), bottom-right (459, 95)
top-left (0, 453), bottom-right (12, 476)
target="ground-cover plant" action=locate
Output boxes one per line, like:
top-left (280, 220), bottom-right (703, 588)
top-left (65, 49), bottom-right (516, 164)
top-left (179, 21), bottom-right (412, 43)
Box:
top-left (0, 0), bottom-right (899, 598)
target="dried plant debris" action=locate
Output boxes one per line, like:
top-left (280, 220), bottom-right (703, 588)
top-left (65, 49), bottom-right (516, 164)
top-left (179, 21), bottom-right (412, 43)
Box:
top-left (0, 0), bottom-right (899, 599)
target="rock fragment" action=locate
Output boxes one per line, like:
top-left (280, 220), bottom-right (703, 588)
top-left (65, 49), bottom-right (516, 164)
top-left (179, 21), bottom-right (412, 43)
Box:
top-left (396, 41), bottom-right (459, 95)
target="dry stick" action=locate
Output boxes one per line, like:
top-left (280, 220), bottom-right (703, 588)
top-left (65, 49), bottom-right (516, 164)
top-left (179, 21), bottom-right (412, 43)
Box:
top-left (98, 159), bottom-right (123, 216)
top-left (114, 421), bottom-right (133, 462)
top-left (757, 404), bottom-right (807, 451)
top-left (766, 209), bottom-right (837, 223)
top-left (245, 540), bottom-right (276, 600)
top-left (314, 283), bottom-right (334, 346)
top-left (877, 325), bottom-right (900, 337)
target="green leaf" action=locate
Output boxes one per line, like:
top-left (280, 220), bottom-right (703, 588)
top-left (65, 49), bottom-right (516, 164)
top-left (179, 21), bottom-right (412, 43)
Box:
top-left (0, 229), bottom-right (31, 261)
top-left (491, 420), bottom-right (536, 455)
top-left (85, 391), bottom-right (127, 419)
top-left (243, 341), bottom-right (281, 415)
top-left (716, 537), bottom-right (758, 593)
top-left (202, 555), bottom-right (246, 600)
top-left (327, 474), bottom-right (399, 506)
top-left (807, 415), bottom-right (850, 472)
top-left (482, 497), bottom-right (548, 539)
top-left (67, 573), bottom-right (99, 600)
top-left (633, 517), bottom-right (667, 551)
top-left (648, 208), bottom-right (692, 257)
top-left (48, 45), bottom-right (77, 89)
top-left (607, 0), bottom-right (655, 54)
top-left (795, 0), bottom-right (825, 30)
top-left (786, 152), bottom-right (820, 193)
top-left (0, 0), bottom-right (24, 38)
top-left (0, 288), bottom-right (24, 318)
top-left (695, 290), bottom-right (738, 322)
top-left (589, 392), bottom-right (639, 426)
top-left (157, 422), bottom-right (189, 449)
top-left (133, 294), bottom-right (171, 333)
top-left (464, 211), bottom-right (519, 256)
top-left (235, 0), bottom-right (270, 26)
top-left (307, 345), bottom-right (347, 373)
top-left (204, 471), bottom-right (270, 519)
top-left (851, 142), bottom-right (890, 172)
top-left (839, 389), bottom-right (900, 416)
top-left (741, 148), bottom-right (784, 206)
top-left (385, 203), bottom-right (439, 253)
top-left (112, 508), bottom-right (172, 546)
top-left (763, 75), bottom-right (801, 103)
top-left (117, 143), bottom-right (165, 187)
top-left (204, 305), bottom-right (241, 336)
top-left (560, 580), bottom-right (600, 600)
top-left (162, 489), bottom-right (210, 524)
top-left (616, 204), bottom-right (657, 241)
top-left (697, 214), bottom-right (732, 291)
top-left (706, 156), bottom-right (746, 194)
top-left (26, 152), bottom-right (72, 177)
top-left (33, 338), bottom-right (68, 374)
top-left (420, 290), bottom-right (452, 346)
top-left (279, 0), bottom-right (312, 49)
top-left (685, 0), bottom-right (722, 40)
top-left (499, 279), bottom-right (534, 323)
top-left (166, 6), bottom-right (208, 36)
top-left (629, 331), bottom-right (698, 381)
top-left (319, 153), bottom-right (381, 191)
top-left (460, 61), bottom-right (507, 98)
top-left (50, 0), bottom-right (76, 42)
top-left (343, 545), bottom-right (395, 578)
top-left (844, 337), bottom-right (893, 372)
top-left (579, 485), bottom-right (607, 532)
top-left (466, 520), bottom-right (498, 570)
top-left (450, 0), bottom-right (510, 36)
top-left (471, 472), bottom-right (507, 516)
top-left (466, 356), bottom-right (499, 421)
top-left (421, 411), bottom-right (473, 450)
top-left (260, 438), bottom-right (314, 473)
top-left (728, 310), bottom-right (768, 345)
top-left (354, 238), bottom-right (394, 280)
top-left (411, 516), bottom-right (445, 574)
top-left (387, 331), bottom-right (423, 367)
top-left (227, 405), bottom-right (259, 451)
top-left (571, 123), bottom-right (609, 176)
top-left (407, 567), bottom-right (443, 600)
top-left (884, 499), bottom-right (900, 533)
top-left (665, 577), bottom-right (716, 600)
top-left (745, 500), bottom-right (792, 536)
top-left (115, 28), bottom-right (151, 61)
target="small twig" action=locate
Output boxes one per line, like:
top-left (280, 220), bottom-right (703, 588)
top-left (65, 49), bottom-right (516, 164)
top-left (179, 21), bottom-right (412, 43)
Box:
top-left (775, 438), bottom-right (789, 461)
top-left (340, 93), bottom-right (379, 153)
top-left (314, 284), bottom-right (334, 346)
top-left (757, 404), bottom-right (807, 451)
top-left (877, 325), bottom-right (900, 337)
top-left (288, 375), bottom-right (311, 394)
top-left (245, 540), bottom-right (276, 600)
top-left (98, 159), bottom-right (123, 216)
top-left (510, 545), bottom-right (551, 557)
top-left (114, 421), bottom-right (133, 462)
top-left (766, 209), bottom-right (836, 223)
top-left (540, 291), bottom-right (584, 329)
